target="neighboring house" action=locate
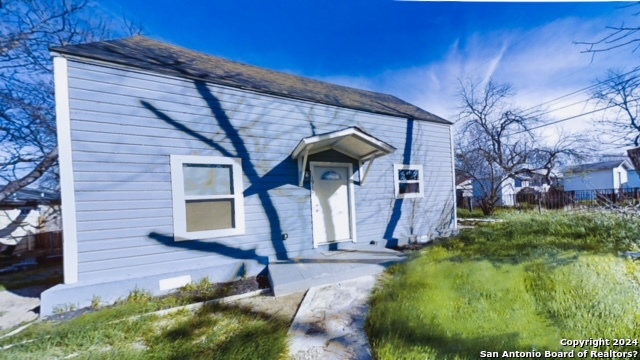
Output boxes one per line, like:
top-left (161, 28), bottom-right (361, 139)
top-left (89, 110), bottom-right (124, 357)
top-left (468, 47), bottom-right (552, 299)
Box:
top-left (513, 175), bottom-right (530, 190)
top-left (0, 188), bottom-right (62, 256)
top-left (514, 169), bottom-right (562, 193)
top-left (42, 37), bottom-right (457, 315)
top-left (627, 169), bottom-right (640, 188)
top-left (472, 177), bottom-right (516, 207)
top-left (468, 168), bottom-right (561, 207)
top-left (455, 172), bottom-right (473, 208)
top-left (562, 160), bottom-right (632, 192)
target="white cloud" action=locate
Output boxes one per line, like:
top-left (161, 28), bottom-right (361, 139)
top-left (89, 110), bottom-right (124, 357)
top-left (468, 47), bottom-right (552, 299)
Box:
top-left (313, 8), bottom-right (637, 152)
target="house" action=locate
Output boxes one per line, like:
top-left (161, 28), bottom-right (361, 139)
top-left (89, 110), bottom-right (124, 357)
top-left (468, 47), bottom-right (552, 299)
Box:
top-left (627, 168), bottom-right (640, 188)
top-left (514, 169), bottom-right (562, 193)
top-left (465, 168), bottom-right (562, 208)
top-left (455, 172), bottom-right (473, 208)
top-left (0, 188), bottom-right (62, 257)
top-left (562, 160), bottom-right (632, 191)
top-left (41, 37), bottom-right (456, 315)
top-left (457, 171), bottom-right (516, 208)
top-left (472, 177), bottom-right (516, 207)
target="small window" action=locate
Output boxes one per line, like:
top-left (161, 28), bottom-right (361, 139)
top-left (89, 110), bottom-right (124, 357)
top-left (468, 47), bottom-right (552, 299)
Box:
top-left (171, 155), bottom-right (245, 241)
top-left (321, 171), bottom-right (342, 180)
top-left (393, 164), bottom-right (424, 199)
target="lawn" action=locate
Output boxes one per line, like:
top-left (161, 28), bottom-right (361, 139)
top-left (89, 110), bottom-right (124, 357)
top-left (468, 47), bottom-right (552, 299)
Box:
top-left (0, 281), bottom-right (289, 359)
top-left (367, 212), bottom-right (640, 360)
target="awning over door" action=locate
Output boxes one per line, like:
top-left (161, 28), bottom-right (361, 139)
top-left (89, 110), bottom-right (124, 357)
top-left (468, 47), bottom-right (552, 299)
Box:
top-left (292, 127), bottom-right (395, 186)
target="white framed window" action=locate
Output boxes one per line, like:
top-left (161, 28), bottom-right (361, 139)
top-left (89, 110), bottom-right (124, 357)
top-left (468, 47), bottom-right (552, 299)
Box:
top-left (170, 155), bottom-right (245, 241)
top-left (393, 164), bottom-right (424, 199)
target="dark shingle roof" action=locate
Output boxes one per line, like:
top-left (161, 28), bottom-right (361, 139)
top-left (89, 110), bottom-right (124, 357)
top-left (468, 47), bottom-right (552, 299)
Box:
top-left (50, 37), bottom-right (450, 124)
top-left (563, 160), bottom-right (632, 174)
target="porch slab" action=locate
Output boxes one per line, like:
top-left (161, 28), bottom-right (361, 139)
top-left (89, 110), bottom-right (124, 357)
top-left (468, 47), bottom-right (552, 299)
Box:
top-left (268, 242), bottom-right (405, 297)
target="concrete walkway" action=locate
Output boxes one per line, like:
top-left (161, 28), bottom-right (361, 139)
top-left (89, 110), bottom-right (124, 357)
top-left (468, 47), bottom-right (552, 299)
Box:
top-left (288, 275), bottom-right (378, 360)
top-left (0, 287), bottom-right (44, 331)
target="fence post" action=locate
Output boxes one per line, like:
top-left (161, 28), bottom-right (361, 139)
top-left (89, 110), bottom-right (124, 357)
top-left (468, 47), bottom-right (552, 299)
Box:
top-left (538, 194), bottom-right (542, 214)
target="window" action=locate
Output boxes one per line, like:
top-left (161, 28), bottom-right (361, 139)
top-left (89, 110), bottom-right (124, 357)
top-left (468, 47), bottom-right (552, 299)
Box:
top-left (393, 164), bottom-right (424, 199)
top-left (170, 155), bottom-right (245, 241)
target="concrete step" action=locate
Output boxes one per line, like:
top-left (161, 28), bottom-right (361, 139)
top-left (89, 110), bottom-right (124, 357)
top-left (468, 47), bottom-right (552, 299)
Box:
top-left (268, 245), bottom-right (405, 297)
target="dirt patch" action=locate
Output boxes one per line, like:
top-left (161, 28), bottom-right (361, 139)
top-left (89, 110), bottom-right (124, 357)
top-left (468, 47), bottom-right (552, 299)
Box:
top-left (393, 242), bottom-right (436, 255)
top-left (231, 291), bottom-right (305, 324)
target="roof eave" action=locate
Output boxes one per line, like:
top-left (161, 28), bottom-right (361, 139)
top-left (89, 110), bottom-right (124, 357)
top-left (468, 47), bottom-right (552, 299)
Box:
top-left (291, 127), bottom-right (396, 161)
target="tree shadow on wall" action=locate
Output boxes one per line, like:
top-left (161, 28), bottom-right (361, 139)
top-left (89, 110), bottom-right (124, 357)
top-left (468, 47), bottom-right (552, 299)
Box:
top-left (141, 80), bottom-right (291, 261)
top-left (383, 118), bottom-right (414, 247)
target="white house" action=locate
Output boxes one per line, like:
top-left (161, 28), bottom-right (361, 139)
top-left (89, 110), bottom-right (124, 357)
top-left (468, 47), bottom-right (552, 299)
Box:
top-left (514, 169), bottom-right (562, 193)
top-left (0, 188), bottom-right (62, 256)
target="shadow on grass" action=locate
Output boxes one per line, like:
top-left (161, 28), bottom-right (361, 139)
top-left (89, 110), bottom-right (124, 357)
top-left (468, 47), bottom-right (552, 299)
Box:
top-left (148, 302), bottom-right (290, 360)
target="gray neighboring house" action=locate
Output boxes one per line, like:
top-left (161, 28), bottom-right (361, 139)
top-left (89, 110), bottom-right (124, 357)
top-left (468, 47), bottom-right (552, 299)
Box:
top-left (42, 37), bottom-right (457, 315)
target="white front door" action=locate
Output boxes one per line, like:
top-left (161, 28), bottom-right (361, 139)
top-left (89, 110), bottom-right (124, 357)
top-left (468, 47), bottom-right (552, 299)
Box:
top-left (310, 162), bottom-right (356, 247)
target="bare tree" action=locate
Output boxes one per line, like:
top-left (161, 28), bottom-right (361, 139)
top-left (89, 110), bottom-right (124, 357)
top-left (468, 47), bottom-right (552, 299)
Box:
top-left (591, 69), bottom-right (640, 147)
top-left (575, 4), bottom-right (640, 149)
top-left (455, 78), bottom-right (584, 215)
top-left (575, 3), bottom-right (640, 58)
top-left (0, 0), bottom-right (141, 202)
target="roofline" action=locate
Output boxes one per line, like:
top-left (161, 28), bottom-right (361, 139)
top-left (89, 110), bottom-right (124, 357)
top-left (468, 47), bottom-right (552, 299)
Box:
top-left (291, 126), bottom-right (396, 160)
top-left (564, 159), bottom-right (633, 173)
top-left (50, 49), bottom-right (452, 125)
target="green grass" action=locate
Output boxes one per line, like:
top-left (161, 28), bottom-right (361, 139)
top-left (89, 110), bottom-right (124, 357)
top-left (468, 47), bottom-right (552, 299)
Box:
top-left (456, 207), bottom-right (517, 219)
top-left (456, 208), bottom-right (487, 219)
top-left (0, 279), bottom-right (289, 359)
top-left (367, 213), bottom-right (640, 360)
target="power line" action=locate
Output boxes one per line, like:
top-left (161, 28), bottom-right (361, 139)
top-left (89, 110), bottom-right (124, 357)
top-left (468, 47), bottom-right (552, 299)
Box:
top-left (509, 96), bottom-right (640, 135)
top-left (519, 65), bottom-right (640, 115)
top-left (527, 95), bottom-right (594, 119)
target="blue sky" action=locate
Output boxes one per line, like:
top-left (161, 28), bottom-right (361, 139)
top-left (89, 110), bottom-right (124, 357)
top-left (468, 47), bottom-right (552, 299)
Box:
top-left (102, 0), bottom-right (637, 149)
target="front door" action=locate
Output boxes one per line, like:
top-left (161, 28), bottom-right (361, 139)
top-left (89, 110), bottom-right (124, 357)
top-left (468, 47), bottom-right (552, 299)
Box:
top-left (310, 162), bottom-right (355, 247)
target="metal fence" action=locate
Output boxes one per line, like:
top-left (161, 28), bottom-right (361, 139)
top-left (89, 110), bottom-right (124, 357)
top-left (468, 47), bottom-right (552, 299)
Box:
top-left (458, 187), bottom-right (640, 213)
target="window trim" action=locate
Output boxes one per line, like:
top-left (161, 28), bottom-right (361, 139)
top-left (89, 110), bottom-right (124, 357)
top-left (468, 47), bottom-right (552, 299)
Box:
top-left (170, 155), bottom-right (245, 241)
top-left (393, 164), bottom-right (424, 199)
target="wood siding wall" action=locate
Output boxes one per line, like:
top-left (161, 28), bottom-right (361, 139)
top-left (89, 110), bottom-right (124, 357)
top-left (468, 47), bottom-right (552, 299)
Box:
top-left (66, 59), bottom-right (455, 282)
